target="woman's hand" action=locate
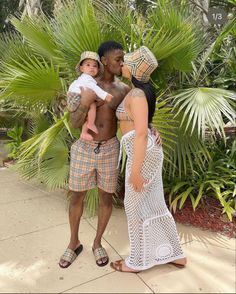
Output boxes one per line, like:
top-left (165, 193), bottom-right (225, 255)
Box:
top-left (129, 170), bottom-right (148, 192)
top-left (150, 126), bottom-right (162, 146)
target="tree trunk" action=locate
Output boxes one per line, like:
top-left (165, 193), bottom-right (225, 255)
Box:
top-left (19, 0), bottom-right (42, 17)
top-left (53, 0), bottom-right (63, 14)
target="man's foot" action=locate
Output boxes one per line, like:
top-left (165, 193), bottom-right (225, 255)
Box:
top-left (87, 124), bottom-right (98, 134)
top-left (110, 259), bottom-right (140, 273)
top-left (80, 132), bottom-right (93, 141)
top-left (59, 243), bottom-right (83, 268)
top-left (92, 246), bottom-right (109, 267)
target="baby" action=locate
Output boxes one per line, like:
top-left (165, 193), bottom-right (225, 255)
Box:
top-left (68, 51), bottom-right (113, 140)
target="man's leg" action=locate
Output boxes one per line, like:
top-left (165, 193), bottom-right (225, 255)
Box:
top-left (93, 188), bottom-right (113, 265)
top-left (92, 137), bottom-right (120, 266)
top-left (59, 190), bottom-right (87, 267)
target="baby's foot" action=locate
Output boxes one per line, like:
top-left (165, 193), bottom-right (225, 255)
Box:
top-left (80, 132), bottom-right (93, 141)
top-left (87, 124), bottom-right (98, 134)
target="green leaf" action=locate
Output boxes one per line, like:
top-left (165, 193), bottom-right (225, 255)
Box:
top-left (170, 193), bottom-right (183, 213)
top-left (85, 188), bottom-right (99, 217)
top-left (54, 0), bottom-right (102, 71)
top-left (179, 186), bottom-right (194, 209)
top-left (146, 1), bottom-right (202, 72)
top-left (173, 87), bottom-right (236, 139)
top-left (11, 15), bottom-right (60, 60)
top-left (0, 56), bottom-right (62, 105)
top-left (193, 183), bottom-right (204, 210)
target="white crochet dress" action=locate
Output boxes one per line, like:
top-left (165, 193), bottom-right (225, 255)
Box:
top-left (120, 130), bottom-right (185, 271)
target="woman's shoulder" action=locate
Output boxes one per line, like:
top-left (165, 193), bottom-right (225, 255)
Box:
top-left (128, 88), bottom-right (145, 98)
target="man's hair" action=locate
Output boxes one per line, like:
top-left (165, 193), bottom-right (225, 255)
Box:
top-left (98, 40), bottom-right (123, 58)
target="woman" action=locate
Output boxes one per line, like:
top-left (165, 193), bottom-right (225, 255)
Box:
top-left (110, 46), bottom-right (187, 273)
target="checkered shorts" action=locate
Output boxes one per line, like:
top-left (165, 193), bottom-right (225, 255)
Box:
top-left (69, 137), bottom-right (120, 193)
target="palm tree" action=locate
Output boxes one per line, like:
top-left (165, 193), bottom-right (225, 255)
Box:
top-left (19, 0), bottom-right (42, 17)
top-left (0, 0), bottom-right (235, 215)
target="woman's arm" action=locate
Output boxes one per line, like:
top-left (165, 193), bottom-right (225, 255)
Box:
top-left (129, 89), bottom-right (148, 192)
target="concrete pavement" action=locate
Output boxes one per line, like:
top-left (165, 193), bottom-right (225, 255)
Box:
top-left (0, 167), bottom-right (235, 293)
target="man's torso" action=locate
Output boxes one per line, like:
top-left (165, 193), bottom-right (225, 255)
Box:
top-left (91, 79), bottom-right (129, 141)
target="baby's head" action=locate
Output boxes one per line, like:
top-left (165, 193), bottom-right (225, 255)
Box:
top-left (75, 51), bottom-right (103, 77)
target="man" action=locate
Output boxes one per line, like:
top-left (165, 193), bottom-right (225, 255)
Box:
top-left (59, 41), bottom-right (130, 268)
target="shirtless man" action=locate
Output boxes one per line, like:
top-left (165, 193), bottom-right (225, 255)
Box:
top-left (59, 41), bottom-right (130, 268)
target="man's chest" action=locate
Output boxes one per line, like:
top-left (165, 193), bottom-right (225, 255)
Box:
top-left (99, 84), bottom-right (126, 109)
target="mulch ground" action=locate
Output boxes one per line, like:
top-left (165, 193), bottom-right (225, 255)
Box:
top-left (171, 197), bottom-right (236, 238)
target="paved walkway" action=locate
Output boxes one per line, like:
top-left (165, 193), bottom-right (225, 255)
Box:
top-left (0, 168), bottom-right (235, 293)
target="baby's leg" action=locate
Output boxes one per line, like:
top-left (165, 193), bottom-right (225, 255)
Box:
top-left (80, 121), bottom-right (93, 141)
top-left (86, 102), bottom-right (98, 134)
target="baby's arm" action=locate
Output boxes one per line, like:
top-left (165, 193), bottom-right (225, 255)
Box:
top-left (88, 83), bottom-right (113, 102)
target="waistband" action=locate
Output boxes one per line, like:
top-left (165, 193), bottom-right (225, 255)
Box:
top-left (79, 136), bottom-right (119, 146)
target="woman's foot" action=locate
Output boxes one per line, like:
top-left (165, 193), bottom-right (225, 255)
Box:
top-left (110, 259), bottom-right (140, 273)
top-left (169, 257), bottom-right (187, 268)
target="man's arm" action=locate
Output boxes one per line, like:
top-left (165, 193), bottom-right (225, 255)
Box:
top-left (67, 87), bottom-right (97, 128)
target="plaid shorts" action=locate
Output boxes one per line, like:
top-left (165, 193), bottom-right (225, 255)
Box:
top-left (69, 137), bottom-right (120, 193)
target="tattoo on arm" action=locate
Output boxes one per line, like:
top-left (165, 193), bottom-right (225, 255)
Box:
top-left (130, 88), bottom-right (145, 98)
top-left (69, 103), bottom-right (89, 128)
top-left (67, 91), bottom-right (89, 128)
top-left (67, 92), bottom-right (81, 112)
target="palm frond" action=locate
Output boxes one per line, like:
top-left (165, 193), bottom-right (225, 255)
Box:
top-left (11, 15), bottom-right (60, 60)
top-left (19, 112), bottom-right (69, 161)
top-left (146, 1), bottom-right (202, 72)
top-left (158, 107), bottom-right (211, 178)
top-left (38, 139), bottom-right (69, 190)
top-left (172, 87), bottom-right (236, 139)
top-left (93, 0), bottom-right (141, 50)
top-left (0, 55), bottom-right (62, 105)
top-left (16, 137), bottom-right (69, 190)
top-left (194, 18), bottom-right (236, 83)
top-left (152, 99), bottom-right (177, 151)
top-left (53, 0), bottom-right (102, 71)
top-left (0, 33), bottom-right (34, 65)
top-left (85, 188), bottom-right (99, 217)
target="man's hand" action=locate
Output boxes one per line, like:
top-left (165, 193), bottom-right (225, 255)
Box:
top-left (150, 126), bottom-right (162, 146)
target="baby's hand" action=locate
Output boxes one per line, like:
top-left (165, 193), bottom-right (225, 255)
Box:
top-left (105, 94), bottom-right (113, 103)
